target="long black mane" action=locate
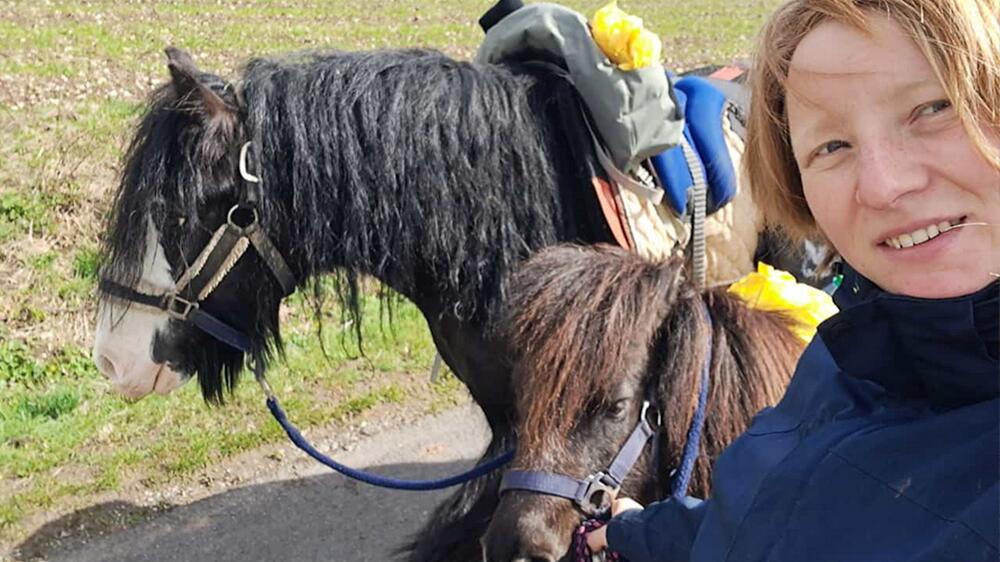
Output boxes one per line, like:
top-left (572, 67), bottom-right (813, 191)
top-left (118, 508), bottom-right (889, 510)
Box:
top-left (104, 48), bottom-right (601, 340)
top-left (240, 49), bottom-right (599, 329)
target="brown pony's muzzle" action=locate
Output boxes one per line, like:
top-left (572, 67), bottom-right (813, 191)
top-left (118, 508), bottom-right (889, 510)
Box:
top-left (482, 492), bottom-right (580, 562)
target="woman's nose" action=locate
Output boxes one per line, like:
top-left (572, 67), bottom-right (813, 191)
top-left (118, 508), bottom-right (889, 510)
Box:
top-left (855, 138), bottom-right (930, 209)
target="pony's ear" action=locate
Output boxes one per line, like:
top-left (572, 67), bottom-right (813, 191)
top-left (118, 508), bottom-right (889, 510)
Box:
top-left (164, 46), bottom-right (233, 121)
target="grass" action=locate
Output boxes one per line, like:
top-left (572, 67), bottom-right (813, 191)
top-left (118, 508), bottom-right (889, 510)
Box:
top-left (0, 292), bottom-right (458, 544)
top-left (0, 0), bottom-right (779, 551)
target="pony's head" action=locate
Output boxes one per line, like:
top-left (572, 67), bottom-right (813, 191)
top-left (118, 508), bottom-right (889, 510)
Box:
top-left (92, 48), bottom-right (291, 402)
top-left (482, 245), bottom-right (801, 561)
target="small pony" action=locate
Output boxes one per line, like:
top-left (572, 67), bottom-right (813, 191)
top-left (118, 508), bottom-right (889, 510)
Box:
top-left (482, 244), bottom-right (805, 561)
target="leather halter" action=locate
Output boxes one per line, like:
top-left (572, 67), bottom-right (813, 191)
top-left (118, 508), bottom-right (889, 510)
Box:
top-left (99, 142), bottom-right (296, 353)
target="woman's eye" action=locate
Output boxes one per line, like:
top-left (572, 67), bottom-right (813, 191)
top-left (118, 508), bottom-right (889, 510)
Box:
top-left (815, 140), bottom-right (849, 157)
top-left (917, 99), bottom-right (952, 117)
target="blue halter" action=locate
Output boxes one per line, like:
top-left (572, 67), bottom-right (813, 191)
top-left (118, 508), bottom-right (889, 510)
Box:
top-left (499, 303), bottom-right (715, 514)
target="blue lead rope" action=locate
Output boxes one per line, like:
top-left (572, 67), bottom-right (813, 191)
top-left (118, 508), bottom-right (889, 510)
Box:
top-left (670, 304), bottom-right (714, 498)
top-left (264, 395), bottom-right (514, 490)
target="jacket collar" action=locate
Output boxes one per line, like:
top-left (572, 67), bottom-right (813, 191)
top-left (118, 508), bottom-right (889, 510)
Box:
top-left (818, 265), bottom-right (998, 410)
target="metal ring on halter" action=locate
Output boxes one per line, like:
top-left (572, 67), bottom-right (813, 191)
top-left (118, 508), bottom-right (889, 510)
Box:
top-left (640, 399), bottom-right (661, 430)
top-left (579, 472), bottom-right (619, 516)
top-left (227, 204), bottom-right (259, 231)
top-left (239, 142), bottom-right (260, 184)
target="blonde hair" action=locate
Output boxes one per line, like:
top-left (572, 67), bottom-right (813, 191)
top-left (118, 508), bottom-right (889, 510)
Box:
top-left (745, 0), bottom-right (1000, 239)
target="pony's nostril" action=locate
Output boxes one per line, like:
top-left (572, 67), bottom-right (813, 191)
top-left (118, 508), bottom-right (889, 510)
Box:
top-left (95, 353), bottom-right (118, 381)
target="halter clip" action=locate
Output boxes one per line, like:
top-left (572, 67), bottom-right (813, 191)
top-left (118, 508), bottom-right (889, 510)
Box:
top-left (239, 142), bottom-right (260, 184)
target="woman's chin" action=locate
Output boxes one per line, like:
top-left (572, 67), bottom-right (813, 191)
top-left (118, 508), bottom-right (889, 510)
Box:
top-left (879, 269), bottom-right (995, 300)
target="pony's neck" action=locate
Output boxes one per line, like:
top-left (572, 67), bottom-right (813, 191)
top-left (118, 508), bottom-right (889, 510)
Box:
top-left (654, 288), bottom-right (802, 498)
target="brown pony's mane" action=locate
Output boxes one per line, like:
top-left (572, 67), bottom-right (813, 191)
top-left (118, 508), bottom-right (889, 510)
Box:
top-left (505, 244), bottom-right (803, 495)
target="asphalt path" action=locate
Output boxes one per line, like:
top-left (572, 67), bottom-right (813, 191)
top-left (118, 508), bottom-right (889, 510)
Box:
top-left (20, 403), bottom-right (492, 562)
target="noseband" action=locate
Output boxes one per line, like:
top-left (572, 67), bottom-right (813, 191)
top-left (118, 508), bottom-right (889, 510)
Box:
top-left (99, 142), bottom-right (296, 353)
top-left (499, 303), bottom-right (714, 515)
top-left (500, 400), bottom-right (661, 516)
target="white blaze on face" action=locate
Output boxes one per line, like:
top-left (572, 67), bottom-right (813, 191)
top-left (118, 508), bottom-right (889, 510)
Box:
top-left (92, 220), bottom-right (187, 399)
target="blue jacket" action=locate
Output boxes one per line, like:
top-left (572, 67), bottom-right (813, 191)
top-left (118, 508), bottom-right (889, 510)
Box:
top-left (607, 269), bottom-right (999, 561)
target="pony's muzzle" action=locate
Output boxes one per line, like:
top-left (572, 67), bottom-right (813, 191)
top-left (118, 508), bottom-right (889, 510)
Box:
top-left (483, 493), bottom-right (576, 562)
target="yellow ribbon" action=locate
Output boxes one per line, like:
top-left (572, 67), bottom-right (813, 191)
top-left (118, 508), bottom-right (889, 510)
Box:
top-left (590, 1), bottom-right (662, 71)
top-left (728, 263), bottom-right (839, 343)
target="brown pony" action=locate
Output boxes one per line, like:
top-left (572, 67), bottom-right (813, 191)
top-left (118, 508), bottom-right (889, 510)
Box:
top-left (481, 244), bottom-right (805, 561)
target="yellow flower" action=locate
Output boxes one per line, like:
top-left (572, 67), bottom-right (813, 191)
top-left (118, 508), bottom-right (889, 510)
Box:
top-left (728, 262), bottom-right (839, 343)
top-left (590, 1), bottom-right (662, 70)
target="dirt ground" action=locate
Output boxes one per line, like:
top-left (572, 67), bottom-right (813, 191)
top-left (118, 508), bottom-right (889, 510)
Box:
top-left (6, 399), bottom-right (492, 562)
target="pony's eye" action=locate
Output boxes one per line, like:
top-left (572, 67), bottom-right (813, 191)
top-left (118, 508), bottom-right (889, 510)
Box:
top-left (606, 399), bottom-right (630, 420)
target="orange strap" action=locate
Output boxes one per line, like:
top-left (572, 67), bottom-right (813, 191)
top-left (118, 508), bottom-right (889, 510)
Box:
top-left (707, 65), bottom-right (746, 82)
top-left (592, 176), bottom-right (633, 250)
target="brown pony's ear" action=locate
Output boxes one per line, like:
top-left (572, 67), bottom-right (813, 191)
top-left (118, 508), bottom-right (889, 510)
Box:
top-left (164, 46), bottom-right (233, 121)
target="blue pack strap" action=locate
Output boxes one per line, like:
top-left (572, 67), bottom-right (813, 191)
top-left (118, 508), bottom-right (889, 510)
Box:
top-left (650, 75), bottom-right (740, 216)
top-left (674, 76), bottom-right (738, 214)
top-left (649, 85), bottom-right (699, 215)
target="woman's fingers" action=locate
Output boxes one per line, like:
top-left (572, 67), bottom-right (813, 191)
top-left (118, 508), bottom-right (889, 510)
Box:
top-left (586, 497), bottom-right (644, 553)
top-left (612, 496), bottom-right (644, 516)
top-left (586, 524), bottom-right (608, 552)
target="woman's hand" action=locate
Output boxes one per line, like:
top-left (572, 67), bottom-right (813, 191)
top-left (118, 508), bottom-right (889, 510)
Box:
top-left (585, 496), bottom-right (644, 552)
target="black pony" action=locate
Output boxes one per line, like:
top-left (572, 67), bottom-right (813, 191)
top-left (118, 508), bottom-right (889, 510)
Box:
top-left (95, 47), bottom-right (616, 561)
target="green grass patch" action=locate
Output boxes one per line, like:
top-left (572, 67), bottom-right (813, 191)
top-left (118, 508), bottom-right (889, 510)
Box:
top-left (0, 191), bottom-right (55, 242)
top-left (332, 384), bottom-right (406, 420)
top-left (0, 340), bottom-right (47, 389)
top-left (12, 387), bottom-right (80, 421)
top-left (0, 292), bottom-right (444, 538)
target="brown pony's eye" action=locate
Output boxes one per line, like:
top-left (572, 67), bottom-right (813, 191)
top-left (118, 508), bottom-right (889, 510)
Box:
top-left (606, 399), bottom-right (630, 421)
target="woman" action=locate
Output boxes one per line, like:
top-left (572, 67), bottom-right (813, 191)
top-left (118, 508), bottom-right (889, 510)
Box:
top-left (587, 0), bottom-right (999, 560)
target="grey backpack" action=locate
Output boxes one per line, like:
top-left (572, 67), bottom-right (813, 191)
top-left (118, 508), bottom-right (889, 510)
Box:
top-left (476, 1), bottom-right (684, 174)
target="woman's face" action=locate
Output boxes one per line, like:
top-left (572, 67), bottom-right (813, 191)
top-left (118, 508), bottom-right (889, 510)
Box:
top-left (786, 18), bottom-right (1000, 299)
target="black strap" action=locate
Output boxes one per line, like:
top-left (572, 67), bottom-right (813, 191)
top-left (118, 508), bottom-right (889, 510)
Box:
top-left (244, 223), bottom-right (296, 296)
top-left (99, 279), bottom-right (166, 309)
top-left (99, 279), bottom-right (253, 352)
top-left (478, 0), bottom-right (523, 32)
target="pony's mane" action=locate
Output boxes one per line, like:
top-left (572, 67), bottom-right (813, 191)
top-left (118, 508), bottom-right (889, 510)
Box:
top-left (102, 48), bottom-right (599, 335)
top-left (239, 48), bottom-right (594, 328)
top-left (507, 244), bottom-right (803, 495)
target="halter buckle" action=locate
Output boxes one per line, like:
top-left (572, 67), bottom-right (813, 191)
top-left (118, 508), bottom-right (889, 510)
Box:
top-left (163, 293), bottom-right (198, 320)
top-left (578, 471), bottom-right (619, 516)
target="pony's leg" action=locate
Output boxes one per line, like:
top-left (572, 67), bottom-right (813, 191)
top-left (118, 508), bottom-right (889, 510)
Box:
top-left (401, 315), bottom-right (515, 561)
top-left (401, 412), bottom-right (514, 562)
